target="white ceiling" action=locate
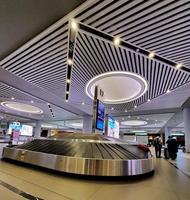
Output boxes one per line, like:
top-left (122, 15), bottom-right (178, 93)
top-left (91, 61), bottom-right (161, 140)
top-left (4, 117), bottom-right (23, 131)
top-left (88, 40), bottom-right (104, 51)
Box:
top-left (0, 0), bottom-right (189, 130)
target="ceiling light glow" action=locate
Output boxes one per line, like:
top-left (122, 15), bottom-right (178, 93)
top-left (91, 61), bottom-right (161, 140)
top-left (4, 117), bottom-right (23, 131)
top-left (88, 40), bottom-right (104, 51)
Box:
top-left (71, 19), bottom-right (78, 30)
top-left (148, 52), bottom-right (155, 59)
top-left (166, 90), bottom-right (170, 93)
top-left (1, 101), bottom-right (43, 114)
top-left (113, 37), bottom-right (120, 46)
top-left (121, 120), bottom-right (148, 126)
top-left (85, 71), bottom-right (148, 104)
top-left (176, 63), bottom-right (182, 69)
top-left (67, 59), bottom-right (73, 65)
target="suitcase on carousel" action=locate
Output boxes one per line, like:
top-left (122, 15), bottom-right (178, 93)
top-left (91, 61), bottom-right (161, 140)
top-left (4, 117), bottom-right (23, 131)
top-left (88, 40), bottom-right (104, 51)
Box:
top-left (164, 147), bottom-right (169, 159)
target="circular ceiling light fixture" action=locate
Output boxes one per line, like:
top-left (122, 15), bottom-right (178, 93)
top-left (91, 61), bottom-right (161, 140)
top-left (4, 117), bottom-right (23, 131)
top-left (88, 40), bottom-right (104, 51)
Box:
top-left (85, 71), bottom-right (148, 104)
top-left (1, 101), bottom-right (43, 114)
top-left (121, 120), bottom-right (148, 126)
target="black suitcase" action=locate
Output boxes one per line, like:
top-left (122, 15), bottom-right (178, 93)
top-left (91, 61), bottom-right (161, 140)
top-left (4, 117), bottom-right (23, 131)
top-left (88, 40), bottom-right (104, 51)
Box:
top-left (164, 147), bottom-right (169, 159)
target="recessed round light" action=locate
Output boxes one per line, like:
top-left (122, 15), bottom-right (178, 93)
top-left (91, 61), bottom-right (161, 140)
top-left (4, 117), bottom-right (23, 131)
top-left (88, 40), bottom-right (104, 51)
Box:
top-left (82, 102), bottom-right (85, 105)
top-left (166, 90), bottom-right (170, 93)
top-left (11, 97), bottom-right (15, 100)
top-left (148, 52), bottom-right (155, 59)
top-left (66, 79), bottom-right (70, 83)
top-left (71, 19), bottom-right (78, 31)
top-left (1, 101), bottom-right (43, 114)
top-left (30, 100), bottom-right (34, 103)
top-left (85, 71), bottom-right (148, 104)
top-left (176, 63), bottom-right (182, 69)
top-left (67, 59), bottom-right (73, 65)
top-left (121, 120), bottom-right (148, 126)
top-left (113, 37), bottom-right (120, 46)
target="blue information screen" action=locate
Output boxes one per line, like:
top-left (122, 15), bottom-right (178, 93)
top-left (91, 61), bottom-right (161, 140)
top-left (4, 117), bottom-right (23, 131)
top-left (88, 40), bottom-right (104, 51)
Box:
top-left (96, 100), bottom-right (105, 131)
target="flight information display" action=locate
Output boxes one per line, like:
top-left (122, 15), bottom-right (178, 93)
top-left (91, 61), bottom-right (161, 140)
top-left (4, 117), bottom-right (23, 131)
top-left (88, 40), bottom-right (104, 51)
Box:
top-left (96, 100), bottom-right (105, 131)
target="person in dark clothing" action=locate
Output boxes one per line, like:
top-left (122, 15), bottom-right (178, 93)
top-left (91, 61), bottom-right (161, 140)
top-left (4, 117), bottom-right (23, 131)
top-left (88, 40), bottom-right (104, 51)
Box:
top-left (166, 136), bottom-right (178, 160)
top-left (154, 136), bottom-right (162, 158)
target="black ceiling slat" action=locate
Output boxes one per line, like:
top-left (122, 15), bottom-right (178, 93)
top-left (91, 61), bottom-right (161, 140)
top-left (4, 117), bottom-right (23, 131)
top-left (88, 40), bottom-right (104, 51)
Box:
top-left (86, 34), bottom-right (105, 74)
top-left (19, 54), bottom-right (67, 77)
top-left (3, 36), bottom-right (68, 70)
top-left (143, 37), bottom-right (190, 50)
top-left (174, 71), bottom-right (183, 88)
top-left (91, 37), bottom-right (110, 72)
top-left (27, 67), bottom-right (67, 82)
top-left (31, 74), bottom-right (65, 85)
top-left (78, 32), bottom-right (103, 74)
top-left (157, 63), bottom-right (165, 95)
top-left (164, 67), bottom-right (173, 92)
top-left (74, 55), bottom-right (94, 80)
top-left (135, 31), bottom-right (189, 47)
top-left (22, 58), bottom-right (67, 79)
top-left (113, 46), bottom-right (123, 71)
top-left (118, 48), bottom-right (126, 71)
top-left (75, 35), bottom-right (101, 75)
top-left (154, 62), bottom-right (161, 98)
top-left (159, 46), bottom-right (190, 56)
top-left (1, 22), bottom-right (68, 66)
top-left (128, 19), bottom-right (189, 41)
top-left (104, 42), bottom-right (117, 71)
top-left (75, 0), bottom-right (104, 19)
top-left (120, 4), bottom-right (189, 38)
top-left (9, 43), bottom-right (66, 73)
top-left (149, 59), bottom-right (155, 99)
top-left (100, 0), bottom-right (156, 32)
top-left (97, 39), bottom-right (116, 71)
top-left (159, 65), bottom-right (169, 93)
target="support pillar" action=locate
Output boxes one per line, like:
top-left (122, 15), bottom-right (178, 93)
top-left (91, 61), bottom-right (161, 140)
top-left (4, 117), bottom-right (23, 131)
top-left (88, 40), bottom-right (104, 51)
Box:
top-left (183, 107), bottom-right (190, 152)
top-left (164, 127), bottom-right (171, 145)
top-left (83, 115), bottom-right (92, 133)
top-left (34, 121), bottom-right (42, 138)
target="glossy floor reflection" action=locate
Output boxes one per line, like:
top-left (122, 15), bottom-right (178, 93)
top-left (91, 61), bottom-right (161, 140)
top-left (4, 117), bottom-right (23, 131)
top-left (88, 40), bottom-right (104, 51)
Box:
top-left (0, 145), bottom-right (190, 200)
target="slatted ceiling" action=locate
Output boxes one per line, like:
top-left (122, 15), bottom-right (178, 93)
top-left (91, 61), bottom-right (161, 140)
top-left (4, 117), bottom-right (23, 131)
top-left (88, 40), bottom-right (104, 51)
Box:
top-left (128, 20), bottom-right (189, 42)
top-left (69, 30), bottom-right (190, 111)
top-left (24, 62), bottom-right (67, 81)
top-left (74, 0), bottom-right (189, 69)
top-left (0, 82), bottom-right (43, 103)
top-left (162, 48), bottom-right (190, 57)
top-left (115, 2), bottom-right (188, 37)
top-left (0, 0), bottom-right (189, 113)
top-left (0, 21), bottom-right (68, 95)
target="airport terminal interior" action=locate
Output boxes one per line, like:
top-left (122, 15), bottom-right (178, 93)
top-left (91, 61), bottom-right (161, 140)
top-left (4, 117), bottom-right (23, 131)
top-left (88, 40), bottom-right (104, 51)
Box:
top-left (0, 0), bottom-right (190, 199)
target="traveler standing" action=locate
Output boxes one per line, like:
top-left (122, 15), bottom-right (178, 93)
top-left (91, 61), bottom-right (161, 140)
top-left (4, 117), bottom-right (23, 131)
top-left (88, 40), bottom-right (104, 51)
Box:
top-left (154, 136), bottom-right (162, 158)
top-left (166, 136), bottom-right (178, 160)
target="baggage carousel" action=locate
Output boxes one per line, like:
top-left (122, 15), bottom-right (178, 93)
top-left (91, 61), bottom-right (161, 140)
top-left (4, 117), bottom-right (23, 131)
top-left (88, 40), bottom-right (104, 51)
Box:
top-left (2, 133), bottom-right (154, 177)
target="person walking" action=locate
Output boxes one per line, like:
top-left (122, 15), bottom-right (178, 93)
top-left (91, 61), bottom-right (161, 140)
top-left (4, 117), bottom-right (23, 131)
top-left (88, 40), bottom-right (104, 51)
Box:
top-left (166, 136), bottom-right (178, 160)
top-left (154, 136), bottom-right (162, 158)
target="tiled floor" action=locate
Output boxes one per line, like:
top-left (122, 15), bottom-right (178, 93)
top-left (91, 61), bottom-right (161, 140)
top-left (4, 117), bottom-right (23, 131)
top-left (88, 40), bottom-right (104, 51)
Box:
top-left (0, 145), bottom-right (190, 200)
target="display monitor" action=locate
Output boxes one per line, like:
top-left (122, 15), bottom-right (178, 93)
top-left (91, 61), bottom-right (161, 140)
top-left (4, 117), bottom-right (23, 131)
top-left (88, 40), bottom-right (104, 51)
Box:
top-left (7, 123), bottom-right (33, 136)
top-left (20, 125), bottom-right (33, 136)
top-left (96, 100), bottom-right (105, 131)
top-left (107, 116), bottom-right (119, 138)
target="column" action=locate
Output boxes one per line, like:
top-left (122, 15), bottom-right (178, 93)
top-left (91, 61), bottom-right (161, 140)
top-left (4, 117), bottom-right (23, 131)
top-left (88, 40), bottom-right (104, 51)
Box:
top-left (183, 107), bottom-right (190, 152)
top-left (83, 115), bottom-right (92, 133)
top-left (164, 127), bottom-right (171, 145)
top-left (34, 121), bottom-right (42, 138)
